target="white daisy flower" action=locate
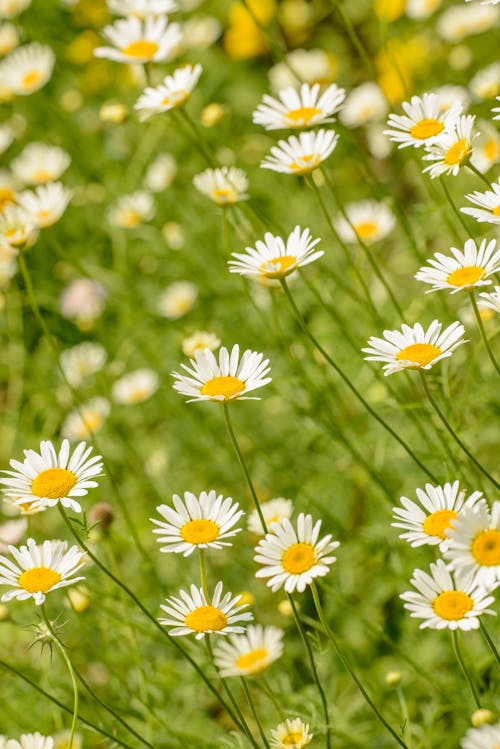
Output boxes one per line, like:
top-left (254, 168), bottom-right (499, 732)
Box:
top-left (392, 481), bottom-right (483, 550)
top-left (193, 166), bottom-right (249, 206)
top-left (462, 179), bottom-right (500, 224)
top-left (0, 123), bottom-right (13, 154)
top-left (17, 182), bottom-right (72, 229)
top-left (261, 129), bottom-right (338, 175)
top-left (157, 280), bottom-right (197, 319)
top-left (151, 490), bottom-right (244, 556)
top-left (268, 48), bottom-right (336, 92)
top-left (6, 735), bottom-right (53, 749)
top-left (112, 368), bottom-right (159, 404)
top-left (159, 581), bottom-right (253, 639)
top-left (0, 204), bottom-right (37, 248)
top-left (107, 0), bottom-right (178, 19)
top-left (0, 42), bottom-right (54, 95)
top-left (108, 190), bottom-right (155, 228)
top-left (437, 3), bottom-right (499, 42)
top-left (333, 200), bottom-right (395, 245)
top-left (181, 15), bottom-right (221, 50)
top-left (248, 497), bottom-right (293, 535)
top-left (270, 718), bottom-right (313, 749)
top-left (0, 21), bottom-right (19, 58)
top-left (0, 439), bottom-right (103, 514)
top-left (400, 559), bottom-right (496, 631)
top-left (384, 93), bottom-right (462, 149)
top-left (135, 64), bottom-right (202, 121)
top-left (59, 279), bottom-right (107, 326)
top-left (339, 82), bottom-right (388, 128)
top-left (470, 120), bottom-right (500, 173)
top-left (11, 142), bottom-right (70, 185)
top-left (94, 15), bottom-right (181, 64)
top-left (422, 115), bottom-right (478, 178)
top-left (493, 96), bottom-right (500, 119)
top-left (0, 169), bottom-right (16, 209)
top-left (471, 63), bottom-right (500, 100)
top-left (172, 344), bottom-right (271, 403)
top-left (59, 341), bottom-right (107, 388)
top-left (0, 0), bottom-right (31, 18)
top-left (229, 225), bottom-right (323, 281)
top-left (406, 0), bottom-right (441, 19)
top-left (461, 721), bottom-right (500, 749)
top-left (61, 398), bottom-right (110, 442)
top-left (254, 513), bottom-right (339, 593)
top-left (0, 518), bottom-right (26, 553)
top-left (362, 320), bottom-right (467, 376)
top-left (213, 623), bottom-right (284, 677)
top-left (478, 285), bottom-right (500, 314)
top-left (415, 238), bottom-right (500, 294)
top-left (182, 330), bottom-right (220, 358)
top-left (444, 499), bottom-right (500, 586)
top-left (432, 85), bottom-right (470, 114)
top-left (144, 153), bottom-right (177, 192)
top-left (253, 82), bottom-right (345, 131)
top-left (0, 538), bottom-right (85, 606)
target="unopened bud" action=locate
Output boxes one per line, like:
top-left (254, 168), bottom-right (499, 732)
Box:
top-left (99, 103), bottom-right (128, 124)
top-left (89, 502), bottom-right (114, 532)
top-left (471, 709), bottom-right (495, 727)
top-left (278, 599), bottom-right (295, 617)
top-left (67, 587), bottom-right (91, 613)
top-left (385, 671), bottom-right (402, 686)
top-left (201, 103), bottom-right (227, 127)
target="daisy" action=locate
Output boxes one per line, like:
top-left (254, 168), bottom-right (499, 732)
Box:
top-left (0, 42), bottom-right (54, 96)
top-left (59, 342), bottom-right (107, 388)
top-left (461, 722), bottom-right (500, 749)
top-left (422, 115), bottom-right (478, 178)
top-left (470, 120), bottom-right (500, 173)
top-left (152, 490), bottom-right (243, 556)
top-left (193, 166), bottom-right (249, 206)
top-left (437, 3), bottom-right (499, 42)
top-left (0, 0), bottom-right (31, 17)
top-left (400, 559), bottom-right (496, 630)
top-left (0, 170), bottom-right (16, 209)
top-left (17, 182), bottom-right (72, 229)
top-left (0, 518), bottom-right (26, 553)
top-left (333, 200), bottom-right (395, 245)
top-left (112, 368), bottom-right (159, 404)
top-left (268, 48), bottom-right (336, 92)
top-left (493, 96), bottom-right (500, 119)
top-left (229, 225), bottom-right (323, 280)
top-left (392, 481), bottom-right (483, 550)
top-left (0, 124), bottom-right (13, 155)
top-left (213, 624), bottom-right (284, 677)
top-left (108, 190), bottom-right (154, 228)
top-left (173, 344), bottom-right (271, 403)
top-left (6, 735), bottom-right (54, 749)
top-left (444, 500), bottom-right (500, 586)
top-left (478, 286), bottom-right (500, 314)
top-left (182, 330), bottom-right (221, 358)
top-left (157, 280), bottom-right (197, 319)
top-left (384, 93), bottom-right (462, 149)
top-left (248, 497), bottom-right (293, 535)
top-left (61, 398), bottom-right (110, 441)
top-left (270, 719), bottom-right (313, 749)
top-left (107, 0), bottom-right (178, 18)
top-left (252, 82), bottom-right (345, 131)
top-left (94, 16), bottom-right (181, 64)
top-left (462, 179), bottom-right (500, 224)
top-left (339, 82), bottom-right (387, 128)
top-left (145, 153), bottom-right (177, 192)
top-left (135, 64), bottom-right (202, 121)
top-left (254, 513), bottom-right (339, 593)
top-left (0, 205), bottom-right (37, 248)
top-left (470, 63), bottom-right (500, 100)
top-left (159, 581), bottom-right (253, 639)
top-left (415, 238), bottom-right (500, 294)
top-left (59, 279), bottom-right (107, 326)
top-left (0, 439), bottom-right (103, 514)
top-left (432, 85), bottom-right (470, 114)
top-left (362, 320), bottom-right (467, 376)
top-left (11, 143), bottom-right (70, 185)
top-left (261, 129), bottom-right (338, 175)
top-left (406, 0), bottom-right (441, 18)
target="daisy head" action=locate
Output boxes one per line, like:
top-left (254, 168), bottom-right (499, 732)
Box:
top-left (61, 398), bottom-right (110, 441)
top-left (248, 497), bottom-right (293, 535)
top-left (400, 559), bottom-right (496, 631)
top-left (444, 499), bottom-right (500, 586)
top-left (17, 182), bottom-right (72, 229)
top-left (182, 330), bottom-right (221, 358)
top-left (415, 238), bottom-right (500, 294)
top-left (135, 64), bottom-right (202, 121)
top-left (252, 82), bottom-right (345, 131)
top-left (478, 285), bottom-right (500, 314)
top-left (108, 190), bottom-right (155, 228)
top-left (339, 82), bottom-right (388, 128)
top-left (11, 142), bottom-right (70, 185)
top-left (0, 439), bottom-right (103, 514)
top-left (107, 0), bottom-right (178, 19)
top-left (0, 204), bottom-right (37, 248)
top-left (461, 721), bottom-right (500, 749)
top-left (0, 0), bottom-right (31, 18)
top-left (193, 166), bottom-right (249, 206)
top-left (111, 368), bottom-right (159, 404)
top-left (384, 92), bottom-right (462, 149)
top-left (151, 490), bottom-right (244, 556)
top-left (157, 280), bottom-right (197, 319)
top-left (462, 178), bottom-right (500, 225)
top-left (270, 719), bottom-right (313, 749)
top-left (261, 129), bottom-right (339, 175)
top-left (213, 623), bottom-right (284, 677)
top-left (362, 320), bottom-right (467, 376)
top-left (229, 225), bottom-right (323, 281)
top-left (254, 512), bottom-right (339, 593)
top-left (0, 538), bottom-right (86, 606)
top-left (94, 15), bottom-right (181, 64)
top-left (172, 344), bottom-right (271, 403)
top-left (470, 120), bottom-right (500, 174)
top-left (422, 115), bottom-right (478, 179)
top-left (159, 581), bottom-right (253, 639)
top-left (6, 735), bottom-right (54, 749)
top-left (59, 342), bottom-right (107, 389)
top-left (333, 200), bottom-right (395, 245)
top-left (392, 481), bottom-right (483, 550)
top-left (0, 42), bottom-right (54, 96)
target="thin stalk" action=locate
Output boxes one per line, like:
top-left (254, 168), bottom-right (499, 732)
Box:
top-left (480, 620), bottom-right (500, 669)
top-left (177, 108), bottom-right (215, 166)
top-left (241, 677), bottom-right (271, 749)
top-left (260, 676), bottom-right (286, 720)
top-left (439, 177), bottom-right (470, 238)
top-left (330, 0), bottom-right (377, 79)
top-left (451, 630), bottom-right (481, 709)
top-left (470, 293), bottom-right (500, 377)
top-left (466, 162), bottom-right (492, 189)
top-left (396, 685), bottom-right (413, 749)
top-left (199, 549), bottom-right (209, 598)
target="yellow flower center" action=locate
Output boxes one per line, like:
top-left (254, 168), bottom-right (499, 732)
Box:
top-left (492, 205), bottom-right (500, 216)
top-left (200, 375), bottom-right (245, 400)
top-left (212, 187), bottom-right (237, 205)
top-left (289, 154), bottom-right (321, 174)
top-left (184, 605), bottom-right (228, 633)
top-left (433, 590), bottom-right (473, 620)
top-left (181, 519), bottom-right (220, 545)
top-left (22, 70), bottom-right (42, 90)
top-left (259, 255), bottom-right (297, 278)
top-left (121, 40), bottom-right (159, 59)
top-left (410, 118), bottom-right (444, 140)
top-left (396, 343), bottom-right (442, 367)
top-left (81, 410), bottom-right (103, 433)
top-left (472, 529), bottom-right (500, 566)
top-left (235, 647), bottom-right (269, 673)
top-left (31, 468), bottom-right (77, 499)
top-left (120, 209), bottom-right (141, 228)
top-left (36, 209), bottom-right (52, 227)
top-left (282, 542), bottom-right (315, 574)
top-left (423, 509), bottom-right (457, 539)
top-left (18, 567), bottom-right (62, 593)
top-left (161, 89), bottom-right (189, 108)
top-left (447, 265), bottom-right (485, 287)
top-left (484, 138), bottom-right (500, 161)
top-left (282, 732), bottom-right (307, 747)
top-left (33, 169), bottom-right (54, 183)
top-left (0, 186), bottom-right (15, 208)
top-left (444, 138), bottom-right (470, 167)
top-left (354, 221), bottom-right (379, 241)
top-left (286, 106), bottom-right (322, 125)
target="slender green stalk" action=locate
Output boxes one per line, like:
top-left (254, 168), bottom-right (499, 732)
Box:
top-left (396, 685), bottom-right (413, 749)
top-left (330, 0), bottom-right (377, 79)
top-left (177, 108), bottom-right (215, 166)
top-left (480, 620), bottom-right (500, 669)
top-left (199, 549), bottom-right (209, 598)
top-left (451, 630), bottom-right (481, 709)
top-left (439, 177), bottom-right (471, 238)
top-left (466, 162), bottom-right (492, 189)
top-left (470, 293), bottom-right (500, 377)
top-left (241, 678), bottom-right (271, 749)
top-left (260, 676), bottom-right (286, 720)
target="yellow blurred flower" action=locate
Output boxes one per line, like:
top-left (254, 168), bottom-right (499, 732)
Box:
top-left (65, 30), bottom-right (101, 66)
top-left (374, 0), bottom-right (405, 22)
top-left (376, 35), bottom-right (431, 104)
top-left (224, 0), bottom-right (276, 60)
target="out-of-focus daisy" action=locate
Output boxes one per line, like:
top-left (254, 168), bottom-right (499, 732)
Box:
top-left (400, 559), bottom-right (496, 631)
top-left (493, 96), bottom-right (500, 119)
top-left (107, 0), bottom-right (178, 18)
top-left (270, 718), bottom-right (313, 749)
top-left (334, 200), bottom-right (395, 245)
top-left (261, 129), bottom-right (338, 174)
top-left (52, 732), bottom-right (82, 749)
top-left (248, 497), bottom-right (293, 535)
top-left (432, 85), bottom-right (470, 114)
top-left (108, 190), bottom-right (154, 228)
top-left (0, 252), bottom-right (16, 288)
top-left (471, 63), bottom-right (500, 100)
top-left (193, 166), bottom-right (249, 205)
top-left (135, 64), bottom-right (202, 121)
top-left (268, 48), bottom-right (336, 92)
top-left (415, 238), bottom-right (500, 294)
top-left (61, 398), bottom-right (110, 442)
top-left (478, 286), bottom-right (500, 314)
top-left (339, 82), bottom-right (387, 128)
top-left (17, 182), bottom-right (72, 229)
top-left (94, 16), bottom-right (181, 64)
top-left (181, 15), bottom-right (221, 50)
top-left (0, 518), bottom-right (26, 553)
top-left (470, 120), bottom-right (500, 173)
top-left (145, 153), bottom-right (177, 191)
top-left (112, 368), bottom-right (159, 404)
top-left (11, 142), bottom-right (70, 185)
top-left (406, 0), bottom-right (441, 19)
top-left (182, 330), bottom-right (220, 358)
top-left (0, 42), bottom-right (54, 95)
top-left (392, 481), bottom-right (483, 550)
top-left (157, 280), bottom-right (197, 319)
top-left (159, 581), bottom-right (253, 638)
top-left (462, 179), bottom-right (500, 224)
top-left (213, 624), bottom-right (284, 677)
top-left (384, 93), bottom-right (462, 149)
top-left (0, 439), bottom-right (103, 514)
top-left (461, 721), bottom-right (500, 749)
top-left (59, 341), bottom-right (107, 388)
top-left (229, 225), bottom-right (323, 280)
top-left (0, 170), bottom-right (16, 209)
top-left (0, 123), bottom-right (13, 153)
top-left (172, 344), bottom-right (271, 403)
top-left (363, 320), bottom-right (467, 376)
top-left (423, 115), bottom-right (477, 178)
top-left (151, 490), bottom-right (243, 556)
top-left (59, 278), bottom-right (107, 327)
top-left (0, 538), bottom-right (85, 606)
top-left (0, 0), bottom-right (30, 17)
top-left (254, 512), bottom-right (339, 593)
top-left (437, 3), bottom-right (499, 42)
top-left (444, 500), bottom-right (500, 586)
top-left (253, 82), bottom-right (345, 130)
top-left (0, 204), bottom-right (37, 248)
top-left (7, 735), bottom-right (54, 749)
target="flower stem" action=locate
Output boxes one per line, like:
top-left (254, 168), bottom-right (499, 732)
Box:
top-left (241, 677), bottom-right (271, 749)
top-left (451, 630), bottom-right (481, 709)
top-left (466, 162), bottom-right (492, 189)
top-left (479, 620), bottom-right (500, 669)
top-left (439, 176), bottom-right (471, 238)
top-left (470, 293), bottom-right (500, 377)
top-left (199, 548), bottom-right (209, 598)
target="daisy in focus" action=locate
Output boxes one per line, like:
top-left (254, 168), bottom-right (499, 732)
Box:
top-left (254, 513), bottom-right (339, 593)
top-left (0, 42), bottom-right (54, 96)
top-left (151, 490), bottom-right (243, 556)
top-left (362, 320), bottom-right (467, 376)
top-left (415, 238), bottom-right (500, 294)
top-left (462, 179), bottom-right (500, 224)
top-left (0, 538), bottom-right (86, 605)
top-left (213, 624), bottom-right (284, 677)
top-left (172, 344), bottom-right (271, 403)
top-left (461, 721), bottom-right (500, 749)
top-left (252, 82), bottom-right (345, 130)
top-left (444, 500), bottom-right (500, 586)
top-left (135, 64), bottom-right (202, 121)
top-left (159, 581), bottom-right (253, 639)
top-left (248, 497), bottom-right (293, 535)
top-left (107, 0), bottom-right (178, 18)
top-left (261, 129), bottom-right (338, 175)
top-left (11, 143), bottom-right (70, 185)
top-left (94, 16), bottom-right (181, 64)
top-left (0, 439), bottom-right (103, 513)
top-left (400, 559), bottom-right (496, 630)
top-left (384, 93), bottom-right (462, 149)
top-left (17, 182), bottom-right (72, 229)
top-left (478, 286), bottom-right (500, 314)
top-left (112, 368), bottom-right (159, 404)
top-left (422, 115), bottom-right (477, 178)
top-left (193, 166), bottom-right (249, 206)
top-left (229, 225), bottom-right (323, 280)
top-left (270, 719), bottom-right (313, 749)
top-left (333, 200), bottom-right (395, 245)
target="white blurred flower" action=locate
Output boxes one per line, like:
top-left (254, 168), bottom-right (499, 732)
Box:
top-left (470, 63), bottom-right (500, 100)
top-left (182, 15), bottom-right (221, 49)
top-left (0, 123), bottom-right (13, 153)
top-left (339, 82), bottom-right (387, 128)
top-left (59, 278), bottom-right (107, 326)
top-left (135, 64), bottom-right (202, 121)
top-left (145, 153), bottom-right (177, 192)
top-left (0, 0), bottom-right (31, 18)
top-left (107, 0), bottom-right (178, 18)
top-left (193, 166), bottom-right (248, 205)
top-left (470, 120), bottom-right (500, 173)
top-left (182, 330), bottom-right (220, 358)
top-left (108, 191), bottom-right (155, 228)
top-left (61, 398), bottom-right (110, 441)
top-left (0, 518), bottom-right (26, 552)
top-left (0, 204), bottom-right (37, 248)
top-left (0, 42), bottom-right (54, 95)
top-left (406, 0), bottom-right (441, 19)
top-left (334, 200), bottom-right (395, 245)
top-left (0, 23), bottom-right (18, 58)
top-left (269, 48), bottom-right (336, 92)
top-left (59, 341), bottom-right (107, 387)
top-left (95, 16), bottom-right (181, 64)
top-left (248, 497), bottom-right (293, 535)
top-left (18, 182), bottom-right (72, 228)
top-left (157, 280), bottom-right (197, 318)
top-left (11, 142), bottom-right (70, 185)
top-left (112, 368), bottom-right (159, 404)
top-left (437, 3), bottom-right (499, 42)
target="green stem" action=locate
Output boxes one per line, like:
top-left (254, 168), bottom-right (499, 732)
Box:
top-left (199, 548), bottom-right (209, 599)
top-left (439, 177), bottom-right (470, 238)
top-left (480, 620), bottom-right (500, 669)
top-left (178, 108), bottom-right (215, 166)
top-left (466, 162), bottom-right (492, 189)
top-left (260, 676), bottom-right (285, 720)
top-left (331, 0), bottom-right (377, 79)
top-left (470, 293), bottom-right (500, 377)
top-left (396, 686), bottom-right (413, 749)
top-left (451, 630), bottom-right (481, 709)
top-left (241, 677), bottom-right (271, 749)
